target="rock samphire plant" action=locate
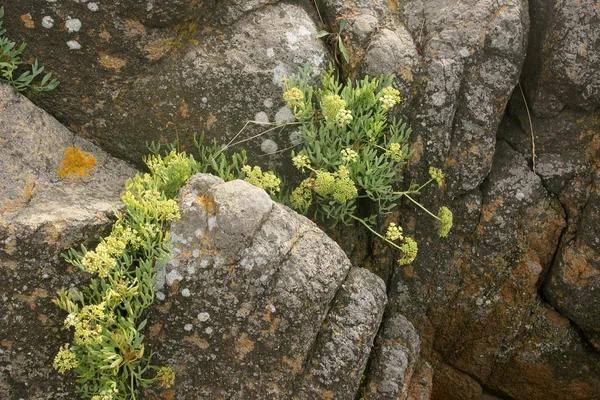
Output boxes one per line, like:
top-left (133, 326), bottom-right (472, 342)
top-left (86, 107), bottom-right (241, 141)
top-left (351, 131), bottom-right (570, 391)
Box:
top-left (53, 152), bottom-right (195, 399)
top-left (239, 65), bottom-right (453, 265)
top-left (0, 7), bottom-right (59, 92)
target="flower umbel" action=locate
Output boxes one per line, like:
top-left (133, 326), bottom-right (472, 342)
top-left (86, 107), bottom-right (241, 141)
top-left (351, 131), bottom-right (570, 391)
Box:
top-left (321, 94), bottom-right (347, 120)
top-left (385, 223), bottom-right (404, 241)
top-left (283, 87), bottom-right (304, 107)
top-left (292, 154), bottom-right (311, 172)
top-left (378, 86), bottom-right (401, 111)
top-left (155, 366), bottom-right (176, 388)
top-left (429, 167), bottom-right (444, 187)
top-left (385, 142), bottom-right (406, 162)
top-left (437, 206), bottom-right (453, 237)
top-left (398, 237), bottom-right (418, 265)
top-left (53, 344), bottom-right (78, 374)
top-left (341, 148), bottom-right (359, 164)
top-left (242, 165), bottom-right (281, 195)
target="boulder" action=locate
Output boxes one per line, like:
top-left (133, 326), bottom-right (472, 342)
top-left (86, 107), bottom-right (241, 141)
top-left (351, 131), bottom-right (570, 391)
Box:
top-left (387, 140), bottom-right (600, 399)
top-left (522, 0), bottom-right (600, 117)
top-left (144, 174), bottom-right (388, 399)
top-left (0, 83), bottom-right (136, 399)
top-left (2, 1), bottom-right (330, 166)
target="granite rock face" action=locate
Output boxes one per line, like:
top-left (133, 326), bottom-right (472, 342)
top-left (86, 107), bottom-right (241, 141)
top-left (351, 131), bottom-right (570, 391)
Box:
top-left (0, 83), bottom-right (136, 399)
top-left (522, 0), bottom-right (600, 117)
top-left (144, 174), bottom-right (388, 399)
top-left (2, 1), bottom-right (330, 166)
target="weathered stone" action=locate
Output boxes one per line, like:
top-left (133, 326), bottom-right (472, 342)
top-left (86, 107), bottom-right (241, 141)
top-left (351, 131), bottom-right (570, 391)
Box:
top-left (144, 174), bottom-right (387, 399)
top-left (0, 83), bottom-right (136, 399)
top-left (430, 352), bottom-right (482, 400)
top-left (406, 361), bottom-right (433, 400)
top-left (2, 1), bottom-right (330, 166)
top-left (501, 97), bottom-right (600, 350)
top-left (522, 0), bottom-right (600, 117)
top-left (364, 313), bottom-right (421, 400)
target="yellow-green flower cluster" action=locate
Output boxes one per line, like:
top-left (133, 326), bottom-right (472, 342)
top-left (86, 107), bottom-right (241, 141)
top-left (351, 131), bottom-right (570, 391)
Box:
top-left (290, 177), bottom-right (315, 210)
top-left (65, 302), bottom-right (114, 346)
top-left (313, 166), bottom-right (358, 204)
top-left (121, 187), bottom-right (180, 222)
top-left (283, 87), bottom-right (305, 108)
top-left (292, 154), bottom-right (311, 172)
top-left (341, 148), bottom-right (359, 164)
top-left (378, 86), bottom-right (401, 111)
top-left (385, 223), bottom-right (403, 241)
top-left (398, 237), bottom-right (418, 265)
top-left (321, 94), bottom-right (353, 127)
top-left (385, 142), bottom-right (405, 162)
top-left (80, 244), bottom-right (118, 278)
top-left (91, 387), bottom-right (118, 400)
top-left (156, 366), bottom-right (176, 388)
top-left (53, 344), bottom-right (78, 374)
top-left (437, 206), bottom-right (453, 237)
top-left (429, 167), bottom-right (444, 187)
top-left (242, 165), bottom-right (281, 195)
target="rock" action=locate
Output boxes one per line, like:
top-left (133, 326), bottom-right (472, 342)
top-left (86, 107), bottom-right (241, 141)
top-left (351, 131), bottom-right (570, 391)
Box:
top-left (0, 83), bottom-right (136, 399)
top-left (144, 174), bottom-right (387, 399)
top-left (363, 313), bottom-right (422, 400)
top-left (521, 0), bottom-right (600, 117)
top-left (430, 351), bottom-right (482, 400)
top-left (387, 140), bottom-right (600, 399)
top-left (406, 361), bottom-right (433, 400)
top-left (2, 2), bottom-right (330, 166)
top-left (501, 97), bottom-right (600, 350)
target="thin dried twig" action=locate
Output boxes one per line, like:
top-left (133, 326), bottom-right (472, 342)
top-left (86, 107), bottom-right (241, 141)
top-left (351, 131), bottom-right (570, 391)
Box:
top-left (518, 82), bottom-right (536, 172)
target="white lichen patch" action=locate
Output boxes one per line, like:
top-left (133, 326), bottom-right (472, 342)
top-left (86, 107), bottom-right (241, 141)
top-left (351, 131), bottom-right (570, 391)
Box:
top-left (261, 139), bottom-right (278, 154)
top-left (65, 18), bottom-right (82, 33)
top-left (275, 106), bottom-right (295, 124)
top-left (272, 65), bottom-right (286, 88)
top-left (192, 249), bottom-right (200, 258)
top-left (208, 216), bottom-right (218, 230)
top-left (198, 312), bottom-right (210, 322)
top-left (42, 16), bottom-right (54, 29)
top-left (285, 26), bottom-right (311, 50)
top-left (156, 291), bottom-right (165, 301)
top-left (67, 40), bottom-right (82, 50)
top-left (88, 3), bottom-right (99, 11)
top-left (165, 269), bottom-right (184, 286)
top-left (266, 48), bottom-right (275, 58)
top-left (205, 327), bottom-right (213, 334)
top-left (184, 323), bottom-right (193, 331)
top-left (181, 288), bottom-right (191, 297)
top-left (254, 111), bottom-right (270, 124)
top-left (263, 98), bottom-right (274, 108)
top-left (289, 131), bottom-right (302, 146)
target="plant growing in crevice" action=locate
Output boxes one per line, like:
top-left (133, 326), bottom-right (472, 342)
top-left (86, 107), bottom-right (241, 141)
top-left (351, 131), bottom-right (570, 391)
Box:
top-left (186, 64), bottom-right (453, 266)
top-left (317, 18), bottom-right (350, 65)
top-left (0, 7), bottom-right (59, 92)
top-left (53, 152), bottom-right (196, 399)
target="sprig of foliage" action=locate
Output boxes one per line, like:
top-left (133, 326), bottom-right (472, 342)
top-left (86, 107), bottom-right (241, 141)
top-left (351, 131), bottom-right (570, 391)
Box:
top-left (317, 19), bottom-right (350, 65)
top-left (53, 152), bottom-right (194, 399)
top-left (0, 7), bottom-right (59, 92)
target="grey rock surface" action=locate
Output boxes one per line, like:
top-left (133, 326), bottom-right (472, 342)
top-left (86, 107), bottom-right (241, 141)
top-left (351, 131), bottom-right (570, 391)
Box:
top-left (522, 0), bottom-right (600, 117)
top-left (2, 1), bottom-right (329, 167)
top-left (363, 313), bottom-right (421, 400)
top-left (0, 83), bottom-right (136, 399)
top-left (144, 174), bottom-right (387, 399)
top-left (501, 97), bottom-right (600, 351)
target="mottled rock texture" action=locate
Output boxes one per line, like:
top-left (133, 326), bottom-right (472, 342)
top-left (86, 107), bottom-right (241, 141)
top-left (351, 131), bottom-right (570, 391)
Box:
top-left (144, 174), bottom-right (387, 399)
top-left (2, 1), bottom-right (330, 167)
top-left (0, 83), bottom-right (136, 399)
top-left (522, 0), bottom-right (600, 117)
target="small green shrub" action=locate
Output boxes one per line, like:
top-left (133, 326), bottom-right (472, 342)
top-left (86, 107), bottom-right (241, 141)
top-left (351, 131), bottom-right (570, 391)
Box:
top-left (53, 152), bottom-right (193, 399)
top-left (0, 7), bottom-right (59, 92)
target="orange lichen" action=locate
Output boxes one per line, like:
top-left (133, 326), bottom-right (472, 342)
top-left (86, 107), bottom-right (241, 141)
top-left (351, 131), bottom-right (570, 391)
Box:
top-left (57, 147), bottom-right (97, 179)
top-left (196, 195), bottom-right (216, 214)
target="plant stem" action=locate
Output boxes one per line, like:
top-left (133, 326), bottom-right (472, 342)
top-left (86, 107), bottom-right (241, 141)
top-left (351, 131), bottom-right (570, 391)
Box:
top-left (349, 215), bottom-right (403, 252)
top-left (402, 193), bottom-right (440, 220)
